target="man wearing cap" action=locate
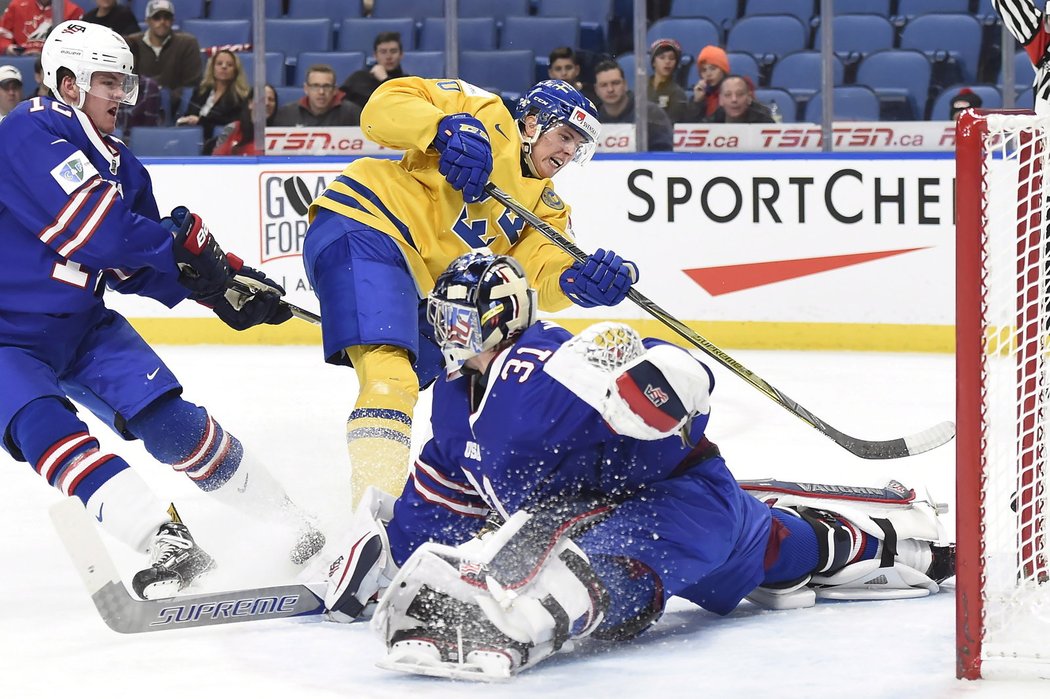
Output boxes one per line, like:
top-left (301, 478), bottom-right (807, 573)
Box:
top-left (0, 0), bottom-right (84, 55)
top-left (0, 65), bottom-right (23, 122)
top-left (683, 44), bottom-right (729, 122)
top-left (126, 0), bottom-right (201, 110)
top-left (649, 38), bottom-right (687, 122)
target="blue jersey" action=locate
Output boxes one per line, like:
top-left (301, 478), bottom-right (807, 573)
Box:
top-left (386, 321), bottom-right (773, 615)
top-left (0, 97), bottom-right (188, 315)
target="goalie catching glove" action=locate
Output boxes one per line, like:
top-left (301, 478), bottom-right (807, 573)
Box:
top-left (162, 206), bottom-right (292, 330)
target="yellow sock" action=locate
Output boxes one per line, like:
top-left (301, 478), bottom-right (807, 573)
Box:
top-left (345, 344), bottom-right (418, 507)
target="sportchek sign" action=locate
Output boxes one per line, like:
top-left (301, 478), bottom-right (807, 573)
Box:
top-left (264, 122), bottom-right (959, 155)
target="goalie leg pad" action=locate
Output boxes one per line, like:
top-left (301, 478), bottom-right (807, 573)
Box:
top-left (743, 478), bottom-right (954, 606)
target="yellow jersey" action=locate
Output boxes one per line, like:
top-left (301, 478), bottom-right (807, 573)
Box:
top-left (308, 77), bottom-right (576, 312)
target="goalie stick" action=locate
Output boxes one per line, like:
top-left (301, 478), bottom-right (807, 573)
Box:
top-left (483, 182), bottom-right (955, 459)
top-left (49, 497), bottom-right (325, 633)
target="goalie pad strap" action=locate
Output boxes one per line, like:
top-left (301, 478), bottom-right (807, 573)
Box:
top-left (873, 517), bottom-right (896, 568)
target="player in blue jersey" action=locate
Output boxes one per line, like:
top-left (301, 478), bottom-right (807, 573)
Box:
top-left (326, 251), bottom-right (956, 680)
top-left (0, 21), bottom-right (323, 600)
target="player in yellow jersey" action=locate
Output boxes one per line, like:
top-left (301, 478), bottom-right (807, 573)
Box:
top-left (304, 77), bottom-right (637, 619)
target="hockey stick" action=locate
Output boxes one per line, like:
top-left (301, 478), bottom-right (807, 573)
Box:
top-left (485, 182), bottom-right (955, 459)
top-left (228, 277), bottom-right (322, 325)
top-left (49, 497), bottom-right (325, 633)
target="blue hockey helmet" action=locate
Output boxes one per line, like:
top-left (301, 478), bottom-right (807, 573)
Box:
top-left (515, 79), bottom-right (602, 170)
top-left (427, 252), bottom-right (537, 378)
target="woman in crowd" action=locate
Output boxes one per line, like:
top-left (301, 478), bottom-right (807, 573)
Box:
top-left (178, 49), bottom-right (249, 154)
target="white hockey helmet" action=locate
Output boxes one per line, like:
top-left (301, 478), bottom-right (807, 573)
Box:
top-left (42, 20), bottom-right (139, 108)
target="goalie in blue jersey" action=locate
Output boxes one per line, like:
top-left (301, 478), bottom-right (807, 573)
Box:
top-left (0, 21), bottom-right (323, 600)
top-left (327, 251), bottom-right (957, 680)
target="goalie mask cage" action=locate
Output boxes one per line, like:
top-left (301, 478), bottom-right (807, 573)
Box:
top-left (956, 110), bottom-right (1050, 681)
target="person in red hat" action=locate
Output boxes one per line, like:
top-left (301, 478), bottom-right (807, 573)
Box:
top-left (949, 87), bottom-right (983, 121)
top-left (683, 44), bottom-right (729, 121)
top-left (648, 38), bottom-right (686, 122)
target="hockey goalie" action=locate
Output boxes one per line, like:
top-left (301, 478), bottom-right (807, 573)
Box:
top-left (322, 252), bottom-right (956, 680)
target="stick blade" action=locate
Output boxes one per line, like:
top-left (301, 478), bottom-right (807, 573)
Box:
top-left (835, 420), bottom-right (956, 459)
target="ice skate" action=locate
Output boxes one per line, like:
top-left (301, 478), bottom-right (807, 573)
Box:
top-left (131, 521), bottom-right (214, 600)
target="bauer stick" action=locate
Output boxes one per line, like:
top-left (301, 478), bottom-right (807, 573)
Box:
top-left (484, 182), bottom-right (955, 459)
top-left (229, 276), bottom-right (321, 325)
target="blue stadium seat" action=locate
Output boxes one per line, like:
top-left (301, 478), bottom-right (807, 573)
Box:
top-left (338, 17), bottom-right (417, 52)
top-left (295, 52), bottom-right (366, 85)
top-left (237, 51), bottom-right (286, 87)
top-left (646, 18), bottom-right (721, 57)
top-left (536, 0), bottom-right (613, 53)
top-left (418, 17), bottom-right (497, 52)
top-left (1016, 88), bottom-right (1034, 110)
top-left (181, 19), bottom-right (251, 48)
top-left (616, 53), bottom-right (636, 90)
top-left (132, 126), bottom-right (204, 157)
top-left (458, 0), bottom-right (530, 21)
top-left (895, 0), bottom-right (971, 19)
top-left (929, 85), bottom-right (1002, 120)
top-left (999, 51), bottom-right (1036, 96)
top-left (669, 0), bottom-right (738, 32)
top-left (274, 85), bottom-right (305, 108)
top-left (745, 0), bottom-right (814, 24)
top-left (899, 14), bottom-right (983, 84)
top-left (370, 0), bottom-right (444, 18)
top-left (459, 49), bottom-right (534, 102)
top-left (770, 51), bottom-right (844, 101)
top-left (833, 0), bottom-right (890, 16)
top-left (728, 51), bottom-right (761, 88)
top-left (500, 17), bottom-right (579, 80)
top-left (813, 15), bottom-right (895, 62)
top-left (2, 55), bottom-right (38, 96)
top-left (726, 15), bottom-right (808, 67)
top-left (400, 51), bottom-right (446, 79)
top-left (856, 49), bottom-right (932, 120)
top-left (158, 87), bottom-right (186, 124)
top-left (265, 19), bottom-right (334, 65)
top-left (206, 0), bottom-right (280, 19)
top-left (804, 86), bottom-right (880, 122)
top-left (754, 87), bottom-right (797, 122)
top-left (286, 0), bottom-right (357, 31)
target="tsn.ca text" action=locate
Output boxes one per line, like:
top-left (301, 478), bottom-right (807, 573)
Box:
top-left (670, 125), bottom-right (956, 150)
top-left (626, 168), bottom-right (954, 225)
top-left (265, 131), bottom-right (365, 153)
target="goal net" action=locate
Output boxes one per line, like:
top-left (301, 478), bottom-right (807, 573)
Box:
top-left (956, 110), bottom-right (1050, 681)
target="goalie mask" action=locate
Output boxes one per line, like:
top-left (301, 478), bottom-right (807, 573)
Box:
top-left (42, 20), bottom-right (139, 110)
top-left (427, 252), bottom-right (537, 378)
top-left (516, 79), bottom-right (601, 177)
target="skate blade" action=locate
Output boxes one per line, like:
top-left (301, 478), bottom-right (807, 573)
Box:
top-left (375, 656), bottom-right (510, 682)
top-left (140, 578), bottom-right (181, 600)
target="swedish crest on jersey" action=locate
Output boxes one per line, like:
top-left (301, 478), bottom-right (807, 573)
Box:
top-left (540, 187), bottom-right (564, 210)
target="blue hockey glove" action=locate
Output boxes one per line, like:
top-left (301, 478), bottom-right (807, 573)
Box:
top-left (433, 113), bottom-right (492, 203)
top-left (559, 248), bottom-right (639, 308)
top-left (162, 205), bottom-right (232, 300)
top-left (200, 255), bottom-right (293, 331)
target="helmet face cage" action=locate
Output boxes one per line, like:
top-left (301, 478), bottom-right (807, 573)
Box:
top-left (43, 21), bottom-right (139, 108)
top-left (516, 79), bottom-right (601, 166)
top-left (427, 252), bottom-right (537, 377)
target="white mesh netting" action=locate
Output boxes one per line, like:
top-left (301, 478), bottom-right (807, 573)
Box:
top-left (978, 114), bottom-right (1050, 677)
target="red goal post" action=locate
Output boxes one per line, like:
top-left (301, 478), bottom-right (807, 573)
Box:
top-left (956, 109), bottom-right (1050, 681)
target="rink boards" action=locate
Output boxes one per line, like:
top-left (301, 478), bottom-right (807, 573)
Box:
top-left (116, 152), bottom-right (956, 352)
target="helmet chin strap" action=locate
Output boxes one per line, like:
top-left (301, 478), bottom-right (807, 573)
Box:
top-left (519, 119), bottom-right (543, 179)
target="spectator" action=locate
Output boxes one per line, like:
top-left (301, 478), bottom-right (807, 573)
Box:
top-left (1, 0), bottom-right (84, 55)
top-left (683, 44), bottom-right (729, 122)
top-left (83, 0), bottom-right (140, 37)
top-left (950, 88), bottom-right (983, 121)
top-left (273, 64), bottom-right (361, 127)
top-left (115, 73), bottom-right (162, 135)
top-left (547, 46), bottom-right (597, 106)
top-left (126, 0), bottom-right (201, 110)
top-left (177, 49), bottom-right (249, 154)
top-left (212, 84), bottom-right (278, 156)
top-left (648, 38), bottom-right (686, 123)
top-left (340, 31), bottom-right (406, 109)
top-left (0, 64), bottom-right (23, 121)
top-left (593, 59), bottom-right (673, 151)
top-left (704, 75), bottom-right (775, 124)
top-left (28, 57), bottom-right (49, 97)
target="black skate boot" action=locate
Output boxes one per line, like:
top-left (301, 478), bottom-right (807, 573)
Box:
top-left (132, 521), bottom-right (214, 600)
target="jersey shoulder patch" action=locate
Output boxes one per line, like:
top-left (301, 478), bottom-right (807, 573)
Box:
top-left (540, 187), bottom-right (564, 210)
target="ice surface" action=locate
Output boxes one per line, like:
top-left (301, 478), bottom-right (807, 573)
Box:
top-left (0, 345), bottom-right (1045, 698)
